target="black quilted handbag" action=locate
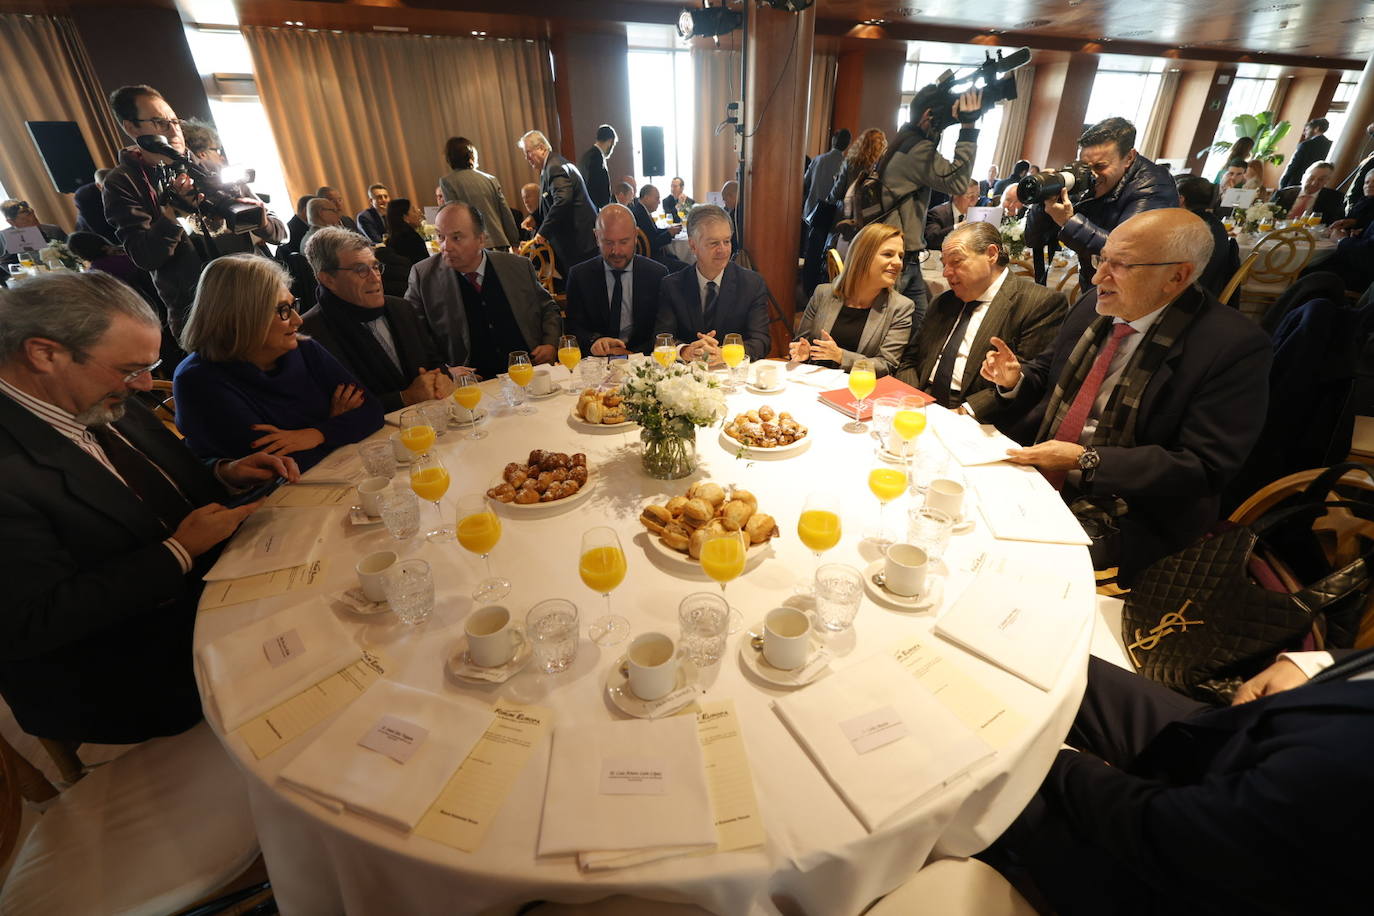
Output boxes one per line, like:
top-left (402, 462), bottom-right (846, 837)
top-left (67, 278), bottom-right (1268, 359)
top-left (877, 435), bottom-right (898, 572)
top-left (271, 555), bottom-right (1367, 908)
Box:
top-left (1122, 464), bottom-right (1374, 704)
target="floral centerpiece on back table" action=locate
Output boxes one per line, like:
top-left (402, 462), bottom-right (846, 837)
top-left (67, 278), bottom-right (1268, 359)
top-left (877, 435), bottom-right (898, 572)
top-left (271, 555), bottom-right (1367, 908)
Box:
top-left (1238, 200), bottom-right (1287, 236)
top-left (1000, 215), bottom-right (1026, 261)
top-left (619, 358), bottom-right (727, 479)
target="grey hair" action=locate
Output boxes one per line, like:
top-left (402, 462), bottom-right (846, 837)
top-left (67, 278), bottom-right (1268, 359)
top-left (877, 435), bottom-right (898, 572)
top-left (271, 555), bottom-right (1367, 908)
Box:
top-left (1157, 211), bottom-right (1215, 280)
top-left (0, 271), bottom-right (157, 363)
top-left (945, 220), bottom-right (1008, 266)
top-left (306, 197), bottom-right (334, 226)
top-left (304, 226), bottom-right (372, 276)
top-left (518, 130), bottom-right (550, 152)
top-left (686, 203), bottom-right (732, 241)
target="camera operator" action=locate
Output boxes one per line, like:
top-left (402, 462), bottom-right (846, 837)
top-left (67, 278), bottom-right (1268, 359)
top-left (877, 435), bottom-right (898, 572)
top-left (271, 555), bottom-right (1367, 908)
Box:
top-left (180, 118), bottom-right (286, 261)
top-left (879, 83), bottom-right (984, 330)
top-left (102, 84), bottom-right (276, 338)
top-left (1026, 117), bottom-right (1178, 292)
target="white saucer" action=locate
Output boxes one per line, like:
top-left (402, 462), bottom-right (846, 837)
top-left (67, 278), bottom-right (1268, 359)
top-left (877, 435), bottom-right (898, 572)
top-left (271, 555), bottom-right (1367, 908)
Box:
top-left (745, 382), bottom-right (785, 395)
top-left (446, 630), bottom-right (532, 684)
top-left (861, 560), bottom-right (943, 612)
top-left (450, 406), bottom-right (488, 428)
top-left (605, 655), bottom-right (699, 718)
top-left (738, 624), bottom-right (830, 687)
top-left (336, 586), bottom-right (391, 617)
top-left (526, 386), bottom-right (562, 401)
top-left (348, 506), bottom-right (383, 527)
top-left (876, 445), bottom-right (918, 464)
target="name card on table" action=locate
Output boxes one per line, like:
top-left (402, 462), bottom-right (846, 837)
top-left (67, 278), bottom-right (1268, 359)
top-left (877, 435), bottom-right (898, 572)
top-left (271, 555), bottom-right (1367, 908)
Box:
top-left (840, 707), bottom-right (909, 755)
top-left (890, 634), bottom-right (1028, 750)
top-left (359, 715), bottom-right (429, 764)
top-left (416, 703), bottom-right (553, 854)
top-left (263, 485), bottom-right (354, 508)
top-left (262, 628), bottom-right (306, 668)
top-left (239, 653), bottom-right (385, 760)
top-left (697, 699), bottom-right (766, 852)
top-left (200, 559), bottom-right (327, 611)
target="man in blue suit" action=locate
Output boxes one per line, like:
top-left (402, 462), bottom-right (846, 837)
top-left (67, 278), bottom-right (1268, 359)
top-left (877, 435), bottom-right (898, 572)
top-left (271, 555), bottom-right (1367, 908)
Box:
top-left (654, 204), bottom-right (772, 363)
top-left (563, 204), bottom-right (667, 356)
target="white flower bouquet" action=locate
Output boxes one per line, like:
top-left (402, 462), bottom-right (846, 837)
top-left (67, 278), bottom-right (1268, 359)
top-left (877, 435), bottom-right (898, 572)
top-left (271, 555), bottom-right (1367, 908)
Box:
top-left (618, 359), bottom-right (725, 478)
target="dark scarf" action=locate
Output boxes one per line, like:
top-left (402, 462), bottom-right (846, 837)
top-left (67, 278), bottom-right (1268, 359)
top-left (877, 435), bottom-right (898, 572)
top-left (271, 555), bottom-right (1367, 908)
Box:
top-left (313, 289), bottom-right (409, 395)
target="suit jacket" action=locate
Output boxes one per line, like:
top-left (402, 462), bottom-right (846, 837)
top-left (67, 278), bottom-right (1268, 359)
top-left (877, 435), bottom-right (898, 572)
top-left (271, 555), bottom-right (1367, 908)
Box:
top-left (1278, 133), bottom-right (1332, 189)
top-left (440, 167), bottom-right (521, 249)
top-left (1271, 185), bottom-right (1345, 223)
top-left (357, 207), bottom-right (385, 244)
top-left (74, 180), bottom-right (116, 241)
top-left (663, 193), bottom-right (695, 216)
top-left (563, 254), bottom-right (668, 354)
top-left (537, 153), bottom-right (598, 272)
top-left (795, 284), bottom-right (915, 376)
top-left (0, 395), bottom-right (220, 743)
top-left (654, 262), bottom-right (772, 360)
top-left (578, 145), bottom-right (612, 210)
top-left (300, 294), bottom-right (444, 412)
top-left (629, 200), bottom-right (675, 257)
top-left (405, 250), bottom-right (562, 368)
top-left (997, 286), bottom-right (1271, 578)
top-left (922, 201), bottom-right (969, 250)
top-left (897, 273), bottom-right (1067, 415)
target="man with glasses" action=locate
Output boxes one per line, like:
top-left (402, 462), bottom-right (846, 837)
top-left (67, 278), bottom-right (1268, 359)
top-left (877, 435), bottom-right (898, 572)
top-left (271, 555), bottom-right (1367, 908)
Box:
top-left (301, 197), bottom-right (343, 251)
top-left (0, 270), bottom-right (297, 744)
top-left (1, 199), bottom-right (67, 264)
top-left (301, 227), bottom-right (453, 410)
top-left (980, 208), bottom-right (1270, 583)
top-left (316, 186), bottom-right (361, 234)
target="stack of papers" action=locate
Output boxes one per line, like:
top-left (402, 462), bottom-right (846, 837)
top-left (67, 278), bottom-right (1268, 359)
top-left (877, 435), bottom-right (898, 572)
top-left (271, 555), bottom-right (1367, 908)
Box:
top-left (964, 463), bottom-right (1091, 545)
top-left (928, 406), bottom-right (1022, 467)
top-left (538, 718), bottom-right (716, 869)
top-left (278, 680), bottom-right (492, 832)
top-left (297, 445), bottom-right (363, 485)
top-left (772, 656), bottom-right (993, 831)
top-left (203, 507), bottom-right (329, 580)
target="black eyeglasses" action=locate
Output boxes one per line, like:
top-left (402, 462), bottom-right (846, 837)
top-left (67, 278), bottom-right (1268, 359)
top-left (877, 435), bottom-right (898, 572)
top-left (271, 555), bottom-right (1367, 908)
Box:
top-left (326, 262), bottom-right (387, 278)
top-left (1090, 255), bottom-right (1186, 274)
top-left (132, 116), bottom-right (182, 132)
top-left (275, 300), bottom-right (301, 321)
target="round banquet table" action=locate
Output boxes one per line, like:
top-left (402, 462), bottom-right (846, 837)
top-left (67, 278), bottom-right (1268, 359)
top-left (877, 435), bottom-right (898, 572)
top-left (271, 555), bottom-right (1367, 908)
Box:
top-left (193, 363), bottom-right (1095, 916)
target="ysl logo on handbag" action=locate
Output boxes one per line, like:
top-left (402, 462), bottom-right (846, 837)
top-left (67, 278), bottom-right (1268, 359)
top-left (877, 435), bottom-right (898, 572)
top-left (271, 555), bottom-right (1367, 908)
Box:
top-left (1127, 599), bottom-right (1206, 667)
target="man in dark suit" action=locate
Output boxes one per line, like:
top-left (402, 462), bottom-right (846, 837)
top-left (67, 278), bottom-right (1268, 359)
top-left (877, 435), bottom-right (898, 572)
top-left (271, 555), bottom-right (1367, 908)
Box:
top-left (0, 271), bottom-right (295, 744)
top-left (301, 227), bottom-right (452, 411)
top-left (923, 180), bottom-right (982, 250)
top-left (663, 176), bottom-right (695, 217)
top-left (983, 208), bottom-right (1270, 582)
top-left (629, 184), bottom-right (687, 271)
top-left (73, 169), bottom-right (116, 242)
top-left (520, 129), bottom-right (598, 282)
top-left (356, 183), bottom-right (390, 244)
top-left (977, 164), bottom-right (998, 205)
top-left (1271, 161), bottom-right (1345, 224)
top-left (1175, 175), bottom-right (1241, 300)
top-left (406, 202), bottom-right (562, 379)
top-left (1278, 117), bottom-right (1332, 190)
top-left (564, 204), bottom-right (668, 356)
top-left (655, 204), bottom-right (772, 363)
top-left (280, 194), bottom-right (314, 256)
top-left (984, 648), bottom-right (1374, 915)
top-left (578, 124), bottom-right (617, 210)
top-left (316, 185), bottom-right (360, 234)
top-left (1343, 122), bottom-right (1374, 212)
top-left (897, 221), bottom-right (1067, 414)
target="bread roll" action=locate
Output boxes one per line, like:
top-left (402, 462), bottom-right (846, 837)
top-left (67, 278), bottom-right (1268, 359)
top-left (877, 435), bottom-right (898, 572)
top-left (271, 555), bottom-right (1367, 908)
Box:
top-left (744, 512), bottom-right (778, 544)
top-left (721, 499), bottom-right (754, 530)
top-left (639, 504), bottom-right (672, 534)
top-left (683, 498), bottom-right (714, 524)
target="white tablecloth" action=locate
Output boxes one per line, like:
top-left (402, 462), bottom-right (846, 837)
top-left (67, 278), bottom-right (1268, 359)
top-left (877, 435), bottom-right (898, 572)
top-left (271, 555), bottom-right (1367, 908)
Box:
top-left (666, 230), bottom-right (695, 266)
top-left (194, 365), bottom-right (1094, 916)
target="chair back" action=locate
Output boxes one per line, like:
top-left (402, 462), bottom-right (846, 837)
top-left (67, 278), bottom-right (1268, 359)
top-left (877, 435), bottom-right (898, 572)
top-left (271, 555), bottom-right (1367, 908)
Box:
top-left (1219, 249), bottom-right (1261, 307)
top-left (1008, 255), bottom-right (1035, 280)
top-left (1054, 264), bottom-right (1080, 292)
top-left (148, 379), bottom-right (180, 438)
top-left (521, 239), bottom-right (557, 295)
top-left (1250, 225), bottom-right (1317, 287)
top-left (635, 229), bottom-right (649, 257)
top-left (282, 251), bottom-right (318, 311)
top-left (825, 248), bottom-right (843, 282)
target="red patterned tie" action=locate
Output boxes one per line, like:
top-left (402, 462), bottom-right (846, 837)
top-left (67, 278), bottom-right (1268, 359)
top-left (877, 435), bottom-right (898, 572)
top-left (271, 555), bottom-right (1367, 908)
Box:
top-left (464, 271), bottom-right (482, 293)
top-left (1044, 322), bottom-right (1136, 489)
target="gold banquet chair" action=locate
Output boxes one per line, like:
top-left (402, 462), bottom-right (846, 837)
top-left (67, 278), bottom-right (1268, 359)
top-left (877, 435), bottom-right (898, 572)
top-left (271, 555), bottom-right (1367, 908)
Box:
top-left (1219, 249), bottom-right (1261, 308)
top-left (1236, 226), bottom-right (1317, 317)
top-left (825, 247), bottom-right (844, 282)
top-left (635, 228), bottom-right (650, 257)
top-left (520, 238), bottom-right (558, 297)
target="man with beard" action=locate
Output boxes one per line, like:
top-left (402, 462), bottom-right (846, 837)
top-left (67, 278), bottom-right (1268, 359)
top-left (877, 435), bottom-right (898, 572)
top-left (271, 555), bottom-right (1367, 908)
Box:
top-left (563, 204), bottom-right (668, 355)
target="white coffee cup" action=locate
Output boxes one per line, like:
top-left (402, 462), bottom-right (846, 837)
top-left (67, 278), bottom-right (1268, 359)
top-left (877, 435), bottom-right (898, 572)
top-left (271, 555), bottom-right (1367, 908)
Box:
top-left (389, 432), bottom-right (413, 463)
top-left (357, 476), bottom-right (390, 517)
top-left (883, 543), bottom-right (929, 598)
top-left (756, 362), bottom-right (781, 389)
top-left (626, 631), bottom-right (678, 701)
top-left (355, 549), bottom-right (398, 602)
top-left (763, 607), bottom-right (812, 670)
top-left (465, 605), bottom-right (516, 667)
top-left (530, 367), bottom-right (554, 396)
top-left (926, 478), bottom-right (965, 522)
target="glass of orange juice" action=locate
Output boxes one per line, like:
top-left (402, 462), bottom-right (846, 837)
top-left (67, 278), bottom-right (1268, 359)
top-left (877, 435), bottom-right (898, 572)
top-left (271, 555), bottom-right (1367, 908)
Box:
top-left (796, 491), bottom-right (842, 594)
top-left (721, 333), bottom-right (746, 391)
top-left (558, 335), bottom-right (582, 394)
top-left (700, 529), bottom-right (747, 633)
top-left (580, 526), bottom-right (630, 646)
top-left (410, 451), bottom-right (453, 541)
top-left (451, 375), bottom-right (486, 440)
top-left (507, 351), bottom-right (536, 415)
top-left (653, 333), bottom-right (677, 368)
top-left (846, 357), bottom-right (877, 434)
top-left (867, 456), bottom-right (907, 548)
top-left (456, 493), bottom-right (510, 601)
top-left (398, 407), bottom-right (436, 455)
top-left (892, 396), bottom-right (927, 463)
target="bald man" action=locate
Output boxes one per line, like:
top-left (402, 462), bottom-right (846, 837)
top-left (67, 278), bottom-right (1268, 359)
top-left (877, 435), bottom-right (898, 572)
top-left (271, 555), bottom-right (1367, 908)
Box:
top-left (981, 208), bottom-right (1271, 582)
top-left (562, 204), bottom-right (668, 355)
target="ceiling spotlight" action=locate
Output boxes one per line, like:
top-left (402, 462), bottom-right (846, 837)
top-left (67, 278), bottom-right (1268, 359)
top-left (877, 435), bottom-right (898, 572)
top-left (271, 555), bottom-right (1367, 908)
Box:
top-left (678, 6), bottom-right (744, 39)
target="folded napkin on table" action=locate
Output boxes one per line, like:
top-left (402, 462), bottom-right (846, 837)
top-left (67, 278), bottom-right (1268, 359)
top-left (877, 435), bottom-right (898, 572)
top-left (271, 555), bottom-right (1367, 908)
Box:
top-left (202, 507), bottom-right (329, 580)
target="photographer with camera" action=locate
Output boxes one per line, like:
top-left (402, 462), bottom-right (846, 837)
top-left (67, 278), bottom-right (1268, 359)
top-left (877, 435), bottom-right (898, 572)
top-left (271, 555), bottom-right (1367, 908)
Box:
top-left (1021, 117), bottom-right (1178, 292)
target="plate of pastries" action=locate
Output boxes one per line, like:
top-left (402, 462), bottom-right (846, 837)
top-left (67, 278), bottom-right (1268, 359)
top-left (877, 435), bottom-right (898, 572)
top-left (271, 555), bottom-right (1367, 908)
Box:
top-left (486, 449), bottom-right (594, 512)
top-left (720, 405), bottom-right (810, 457)
top-left (571, 388), bottom-right (635, 429)
top-left (638, 480), bottom-right (779, 570)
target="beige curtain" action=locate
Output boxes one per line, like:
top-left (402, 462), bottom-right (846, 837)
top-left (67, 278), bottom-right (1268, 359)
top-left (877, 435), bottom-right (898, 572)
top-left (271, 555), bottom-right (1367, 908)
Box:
top-left (0, 14), bottom-right (121, 230)
top-left (243, 28), bottom-right (557, 214)
top-left (692, 46), bottom-right (743, 200)
top-left (1140, 69), bottom-right (1181, 161)
top-left (805, 51), bottom-right (838, 157)
top-left (992, 65), bottom-right (1035, 177)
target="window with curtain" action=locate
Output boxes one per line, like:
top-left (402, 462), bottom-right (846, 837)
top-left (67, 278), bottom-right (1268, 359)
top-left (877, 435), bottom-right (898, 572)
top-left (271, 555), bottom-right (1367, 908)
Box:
top-left (1082, 55), bottom-right (1166, 142)
top-left (1201, 63), bottom-right (1284, 179)
top-left (1321, 78), bottom-right (1361, 150)
top-left (899, 41), bottom-right (1010, 180)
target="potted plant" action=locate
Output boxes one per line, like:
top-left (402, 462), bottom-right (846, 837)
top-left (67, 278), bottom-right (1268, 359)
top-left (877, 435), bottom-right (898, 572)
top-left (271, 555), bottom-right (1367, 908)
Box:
top-left (1199, 111), bottom-right (1292, 166)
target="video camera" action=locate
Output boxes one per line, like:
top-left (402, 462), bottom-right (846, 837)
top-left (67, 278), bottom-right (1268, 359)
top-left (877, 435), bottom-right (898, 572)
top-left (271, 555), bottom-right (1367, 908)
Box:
top-left (136, 134), bottom-right (266, 234)
top-left (917, 47), bottom-right (1031, 134)
top-left (1018, 161), bottom-right (1097, 206)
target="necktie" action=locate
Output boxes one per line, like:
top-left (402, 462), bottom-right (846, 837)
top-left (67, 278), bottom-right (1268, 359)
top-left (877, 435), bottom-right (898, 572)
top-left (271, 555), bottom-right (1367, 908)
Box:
top-left (610, 268), bottom-right (625, 339)
top-left (703, 280), bottom-right (719, 332)
top-left (1290, 194), bottom-right (1313, 221)
top-left (464, 271), bottom-right (482, 293)
top-left (90, 425), bottom-right (193, 533)
top-left (1045, 322), bottom-right (1137, 489)
top-left (929, 299), bottom-right (979, 407)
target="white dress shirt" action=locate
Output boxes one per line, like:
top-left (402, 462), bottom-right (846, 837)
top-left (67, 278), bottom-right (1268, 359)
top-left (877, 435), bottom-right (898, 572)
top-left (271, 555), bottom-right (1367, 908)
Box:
top-left (928, 267), bottom-right (1009, 398)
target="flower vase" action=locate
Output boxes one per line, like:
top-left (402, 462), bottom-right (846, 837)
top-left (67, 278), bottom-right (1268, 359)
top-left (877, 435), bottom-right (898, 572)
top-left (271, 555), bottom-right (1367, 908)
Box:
top-left (640, 418), bottom-right (697, 479)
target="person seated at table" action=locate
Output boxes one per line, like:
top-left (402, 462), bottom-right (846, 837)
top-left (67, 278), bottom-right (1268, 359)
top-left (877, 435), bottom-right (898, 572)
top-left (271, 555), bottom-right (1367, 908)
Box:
top-left (301, 227), bottom-right (452, 412)
top-left (663, 176), bottom-right (695, 217)
top-left (897, 221), bottom-right (1067, 411)
top-left (1, 198), bottom-right (67, 263)
top-left (629, 184), bottom-right (688, 272)
top-left (299, 196), bottom-right (342, 252)
top-left (981, 649), bottom-right (1374, 916)
top-left (406, 202), bottom-right (562, 377)
top-left (1242, 158), bottom-right (1268, 199)
top-left (383, 198), bottom-right (430, 266)
top-left (612, 181), bottom-right (635, 208)
top-left (924, 180), bottom-right (981, 250)
top-left (1305, 212), bottom-right (1374, 294)
top-left (1329, 169), bottom-right (1374, 238)
top-left (982, 208), bottom-right (1270, 583)
top-left (280, 194), bottom-right (314, 256)
top-left (356, 182), bottom-right (390, 243)
top-left (655, 204), bottom-right (771, 363)
top-left (0, 270), bottom-right (295, 744)
top-left (564, 204), bottom-right (667, 356)
top-left (1271, 161), bottom-right (1345, 224)
top-left (174, 254), bottom-right (383, 471)
top-left (789, 222), bottom-right (913, 376)
top-left (1174, 176), bottom-right (1240, 300)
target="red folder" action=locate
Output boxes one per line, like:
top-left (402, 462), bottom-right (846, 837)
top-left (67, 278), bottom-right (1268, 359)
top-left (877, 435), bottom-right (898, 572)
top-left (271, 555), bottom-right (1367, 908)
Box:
top-left (817, 375), bottom-right (933, 421)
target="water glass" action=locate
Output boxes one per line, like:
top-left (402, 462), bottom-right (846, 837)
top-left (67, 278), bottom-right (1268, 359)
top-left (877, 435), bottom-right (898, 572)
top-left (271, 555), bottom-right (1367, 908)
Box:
top-left (527, 599), bottom-right (579, 674)
top-left (871, 396), bottom-right (901, 446)
top-left (814, 563), bottom-right (864, 632)
top-left (378, 487), bottom-right (420, 540)
top-left (359, 440), bottom-right (397, 479)
top-left (384, 559), bottom-right (434, 626)
top-left (500, 376), bottom-right (527, 410)
top-left (907, 506), bottom-right (954, 561)
top-left (729, 354), bottom-right (751, 390)
top-left (421, 400), bottom-right (451, 437)
top-left (579, 357), bottom-right (607, 389)
top-left (908, 447), bottom-right (948, 495)
top-left (678, 592), bottom-right (730, 667)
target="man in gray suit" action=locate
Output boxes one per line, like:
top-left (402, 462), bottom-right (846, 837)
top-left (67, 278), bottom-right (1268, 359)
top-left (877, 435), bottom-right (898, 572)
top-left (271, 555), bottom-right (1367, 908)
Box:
top-left (897, 220), bottom-right (1067, 416)
top-left (405, 202), bottom-right (561, 379)
top-left (439, 136), bottom-right (521, 250)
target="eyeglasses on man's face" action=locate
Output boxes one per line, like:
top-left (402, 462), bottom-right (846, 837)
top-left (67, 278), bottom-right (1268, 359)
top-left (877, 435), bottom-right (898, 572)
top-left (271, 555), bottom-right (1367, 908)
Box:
top-left (326, 262), bottom-right (386, 278)
top-left (76, 351), bottom-right (162, 385)
top-left (1090, 255), bottom-right (1185, 274)
top-left (132, 116), bottom-right (182, 133)
top-left (275, 299), bottom-right (302, 321)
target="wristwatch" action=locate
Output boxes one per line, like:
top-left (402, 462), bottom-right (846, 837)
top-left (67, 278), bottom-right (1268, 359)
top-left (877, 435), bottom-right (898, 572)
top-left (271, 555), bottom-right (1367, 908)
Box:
top-left (1078, 446), bottom-right (1100, 484)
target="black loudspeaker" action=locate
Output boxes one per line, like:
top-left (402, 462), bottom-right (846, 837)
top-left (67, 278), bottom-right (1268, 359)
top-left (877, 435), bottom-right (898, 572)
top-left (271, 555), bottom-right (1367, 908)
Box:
top-left (26, 121), bottom-right (97, 194)
top-left (641, 126), bottom-right (665, 178)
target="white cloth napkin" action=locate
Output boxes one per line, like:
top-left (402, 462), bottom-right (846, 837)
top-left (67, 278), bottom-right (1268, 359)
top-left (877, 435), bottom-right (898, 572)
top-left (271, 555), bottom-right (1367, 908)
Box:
top-left (196, 599), bottom-right (362, 731)
top-left (299, 445), bottom-right (363, 484)
top-left (964, 463), bottom-right (1092, 546)
top-left (772, 655), bottom-right (993, 832)
top-left (202, 507), bottom-right (329, 580)
top-left (929, 405), bottom-right (1022, 466)
top-left (538, 718), bottom-right (716, 861)
top-left (278, 680), bottom-right (492, 833)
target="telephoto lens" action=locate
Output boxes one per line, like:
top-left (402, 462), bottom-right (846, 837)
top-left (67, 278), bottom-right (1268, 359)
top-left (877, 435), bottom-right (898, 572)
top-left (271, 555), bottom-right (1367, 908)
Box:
top-left (1018, 161), bottom-right (1096, 205)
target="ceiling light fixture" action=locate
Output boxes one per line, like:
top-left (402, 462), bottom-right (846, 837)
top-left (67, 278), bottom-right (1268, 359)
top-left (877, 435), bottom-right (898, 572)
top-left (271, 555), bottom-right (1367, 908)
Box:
top-left (678, 6), bottom-right (744, 39)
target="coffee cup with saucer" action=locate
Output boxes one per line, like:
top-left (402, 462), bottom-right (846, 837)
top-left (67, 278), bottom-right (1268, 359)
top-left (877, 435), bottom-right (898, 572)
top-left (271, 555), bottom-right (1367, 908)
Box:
top-left (862, 558), bottom-right (942, 611)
